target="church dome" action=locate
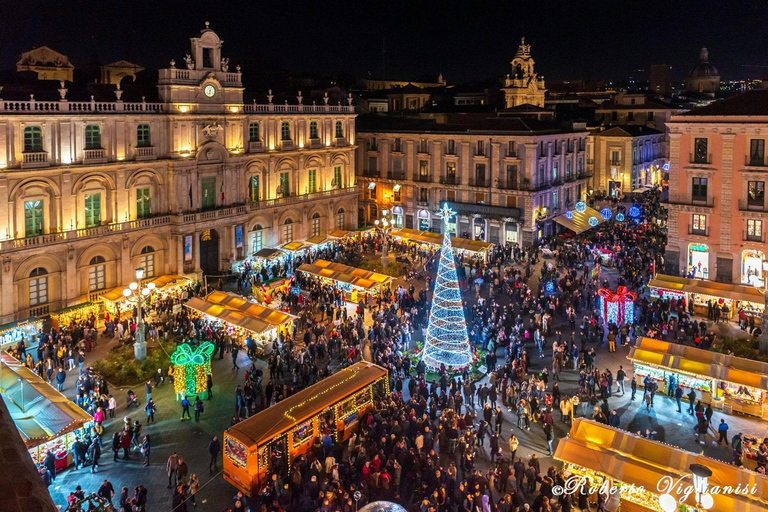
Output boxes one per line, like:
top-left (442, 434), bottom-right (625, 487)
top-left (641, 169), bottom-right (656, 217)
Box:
top-left (688, 47), bottom-right (719, 78)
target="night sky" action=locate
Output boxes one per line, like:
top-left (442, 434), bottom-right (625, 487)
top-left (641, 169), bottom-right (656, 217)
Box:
top-left (2, 0), bottom-right (767, 85)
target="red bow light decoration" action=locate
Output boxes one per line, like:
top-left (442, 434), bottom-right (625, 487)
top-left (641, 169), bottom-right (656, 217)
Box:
top-left (597, 285), bottom-right (636, 303)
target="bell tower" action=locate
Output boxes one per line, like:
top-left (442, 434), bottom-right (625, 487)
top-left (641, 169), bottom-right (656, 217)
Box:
top-left (501, 37), bottom-right (546, 108)
top-left (157, 21), bottom-right (244, 113)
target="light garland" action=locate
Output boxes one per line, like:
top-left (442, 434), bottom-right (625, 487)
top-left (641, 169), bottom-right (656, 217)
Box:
top-left (597, 286), bottom-right (636, 325)
top-left (421, 204), bottom-right (472, 371)
top-left (575, 201), bottom-right (587, 213)
top-left (170, 342), bottom-right (215, 395)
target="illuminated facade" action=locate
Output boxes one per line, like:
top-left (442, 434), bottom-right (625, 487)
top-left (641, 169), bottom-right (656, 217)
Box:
top-left (589, 125), bottom-right (664, 196)
top-left (665, 90), bottom-right (768, 285)
top-left (501, 38), bottom-right (547, 109)
top-left (0, 23), bottom-right (357, 322)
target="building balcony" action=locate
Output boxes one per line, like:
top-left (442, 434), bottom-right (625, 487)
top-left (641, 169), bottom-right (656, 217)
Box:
top-left (738, 199), bottom-right (768, 212)
top-left (417, 200), bottom-right (429, 207)
top-left (468, 178), bottom-right (489, 187)
top-left (689, 153), bottom-right (713, 165)
top-left (439, 176), bottom-right (460, 185)
top-left (667, 196), bottom-right (715, 208)
top-left (551, 177), bottom-right (563, 186)
top-left (743, 231), bottom-right (765, 243)
top-left (83, 148), bottom-right (106, 163)
top-left (247, 186), bottom-right (358, 211)
top-left (386, 171), bottom-right (405, 180)
top-left (335, 137), bottom-right (348, 147)
top-left (414, 174), bottom-right (432, 183)
top-left (280, 140), bottom-right (295, 151)
top-left (135, 146), bottom-right (156, 160)
top-left (745, 155), bottom-right (768, 168)
top-left (361, 169), bottom-right (381, 178)
top-left (609, 160), bottom-right (621, 166)
top-left (309, 138), bottom-right (323, 149)
top-left (249, 141), bottom-right (265, 153)
top-left (498, 181), bottom-right (519, 190)
top-left (688, 224), bottom-right (709, 236)
top-left (21, 151), bottom-right (49, 169)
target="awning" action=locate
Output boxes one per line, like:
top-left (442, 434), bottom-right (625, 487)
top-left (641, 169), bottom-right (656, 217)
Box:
top-left (0, 352), bottom-right (92, 448)
top-left (552, 206), bottom-right (606, 234)
top-left (327, 230), bottom-right (354, 239)
top-left (281, 241), bottom-right (310, 252)
top-left (390, 228), bottom-right (493, 255)
top-left (184, 291), bottom-right (296, 335)
top-left (253, 248), bottom-right (284, 260)
top-left (306, 235), bottom-right (330, 246)
top-left (101, 274), bottom-right (191, 303)
top-left (296, 259), bottom-right (393, 291)
top-left (649, 273), bottom-right (765, 305)
top-left (628, 337), bottom-right (768, 390)
top-left (555, 419), bottom-right (768, 510)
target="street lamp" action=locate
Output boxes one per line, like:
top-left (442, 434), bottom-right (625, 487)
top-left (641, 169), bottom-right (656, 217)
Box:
top-left (757, 259), bottom-right (768, 353)
top-left (123, 267), bottom-right (156, 360)
top-left (373, 209), bottom-right (394, 266)
top-left (689, 463), bottom-right (714, 510)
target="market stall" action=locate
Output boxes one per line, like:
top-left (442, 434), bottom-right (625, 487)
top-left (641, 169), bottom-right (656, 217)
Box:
top-left (552, 205), bottom-right (607, 235)
top-left (100, 274), bottom-right (192, 315)
top-left (50, 302), bottom-right (101, 330)
top-left (555, 418), bottom-right (768, 512)
top-left (296, 259), bottom-right (393, 303)
top-left (327, 230), bottom-right (355, 240)
top-left (223, 362), bottom-right (388, 496)
top-left (251, 277), bottom-right (292, 306)
top-left (390, 228), bottom-right (493, 262)
top-left (629, 337), bottom-right (768, 418)
top-left (0, 318), bottom-right (43, 351)
top-left (0, 352), bottom-right (93, 470)
top-left (648, 273), bottom-right (765, 322)
top-left (306, 234), bottom-right (332, 251)
top-left (184, 291), bottom-right (296, 349)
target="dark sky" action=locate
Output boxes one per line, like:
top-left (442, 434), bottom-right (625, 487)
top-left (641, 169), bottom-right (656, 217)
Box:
top-left (2, 0), bottom-right (767, 85)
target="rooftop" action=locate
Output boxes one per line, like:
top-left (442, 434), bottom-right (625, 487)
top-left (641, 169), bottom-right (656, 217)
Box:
top-left (356, 113), bottom-right (584, 135)
top-left (596, 125), bottom-right (664, 137)
top-left (681, 89), bottom-right (768, 116)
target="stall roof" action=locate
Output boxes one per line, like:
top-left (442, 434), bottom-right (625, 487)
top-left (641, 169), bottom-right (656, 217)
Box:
top-left (328, 230), bottom-right (354, 239)
top-left (253, 248), bottom-right (284, 260)
top-left (306, 235), bottom-right (330, 246)
top-left (0, 352), bottom-right (92, 448)
top-left (555, 419), bottom-right (768, 510)
top-left (50, 302), bottom-right (97, 317)
top-left (227, 362), bottom-right (387, 447)
top-left (184, 291), bottom-right (296, 335)
top-left (629, 337), bottom-right (768, 390)
top-left (282, 241), bottom-right (310, 252)
top-left (101, 274), bottom-right (191, 303)
top-left (649, 273), bottom-right (765, 305)
top-left (296, 259), bottom-right (393, 290)
top-left (390, 228), bottom-right (493, 254)
top-left (552, 206), bottom-right (606, 234)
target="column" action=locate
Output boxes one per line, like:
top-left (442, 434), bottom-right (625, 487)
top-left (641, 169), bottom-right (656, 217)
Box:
top-left (0, 258), bottom-right (14, 322)
top-left (193, 231), bottom-right (201, 272)
top-left (175, 235), bottom-right (184, 274)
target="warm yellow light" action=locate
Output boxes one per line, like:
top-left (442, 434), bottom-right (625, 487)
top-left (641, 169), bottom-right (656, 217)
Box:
top-left (269, 144), bottom-right (275, 151)
top-left (325, 141), bottom-right (331, 147)
top-left (299, 143), bottom-right (304, 149)
top-left (230, 106), bottom-right (239, 113)
top-left (180, 149), bottom-right (191, 158)
top-left (179, 105), bottom-right (189, 113)
top-left (0, 162), bottom-right (6, 169)
top-left (117, 156), bottom-right (125, 161)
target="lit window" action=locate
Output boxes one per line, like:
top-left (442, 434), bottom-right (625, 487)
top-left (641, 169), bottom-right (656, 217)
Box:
top-left (139, 246), bottom-right (155, 277)
top-left (23, 126), bottom-right (43, 152)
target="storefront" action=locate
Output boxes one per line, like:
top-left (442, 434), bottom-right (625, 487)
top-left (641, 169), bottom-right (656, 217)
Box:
top-left (555, 418), bottom-right (768, 512)
top-left (0, 318), bottom-right (43, 351)
top-left (296, 259), bottom-right (393, 303)
top-left (0, 352), bottom-right (93, 471)
top-left (648, 273), bottom-right (765, 322)
top-left (629, 337), bottom-right (768, 418)
top-left (390, 228), bottom-right (493, 262)
top-left (223, 362), bottom-right (388, 496)
top-left (100, 274), bottom-right (192, 316)
top-left (504, 223), bottom-right (518, 244)
top-left (50, 302), bottom-right (101, 330)
top-left (184, 291), bottom-right (296, 350)
top-left (742, 249), bottom-right (766, 287)
top-left (417, 209), bottom-right (430, 231)
top-left (687, 242), bottom-right (709, 279)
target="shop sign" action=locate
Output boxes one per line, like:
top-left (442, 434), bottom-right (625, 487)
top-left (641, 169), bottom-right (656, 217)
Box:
top-left (690, 244), bottom-right (708, 252)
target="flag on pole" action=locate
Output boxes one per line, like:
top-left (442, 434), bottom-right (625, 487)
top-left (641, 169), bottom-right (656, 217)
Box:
top-left (220, 181), bottom-right (225, 202)
top-left (188, 184), bottom-right (193, 208)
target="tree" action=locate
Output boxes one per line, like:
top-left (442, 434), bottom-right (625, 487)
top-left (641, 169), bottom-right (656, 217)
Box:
top-left (421, 204), bottom-right (473, 371)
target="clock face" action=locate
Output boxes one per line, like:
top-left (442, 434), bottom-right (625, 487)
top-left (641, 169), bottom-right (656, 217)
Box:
top-left (204, 85), bottom-right (216, 98)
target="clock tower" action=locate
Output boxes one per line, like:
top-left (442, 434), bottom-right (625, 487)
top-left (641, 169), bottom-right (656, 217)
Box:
top-left (157, 21), bottom-right (244, 113)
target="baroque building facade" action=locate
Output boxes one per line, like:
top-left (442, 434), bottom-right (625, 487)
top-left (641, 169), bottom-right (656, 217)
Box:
top-left (0, 23), bottom-right (357, 323)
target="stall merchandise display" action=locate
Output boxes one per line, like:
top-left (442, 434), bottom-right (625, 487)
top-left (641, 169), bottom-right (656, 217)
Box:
top-left (171, 342), bottom-right (215, 395)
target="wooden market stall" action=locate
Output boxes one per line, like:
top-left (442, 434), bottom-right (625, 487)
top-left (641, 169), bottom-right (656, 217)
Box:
top-left (100, 274), bottom-right (192, 315)
top-left (296, 259), bottom-right (393, 302)
top-left (0, 318), bottom-right (43, 351)
top-left (0, 352), bottom-right (93, 471)
top-left (390, 228), bottom-right (493, 262)
top-left (327, 229), bottom-right (355, 240)
top-left (223, 362), bottom-right (388, 496)
top-left (50, 302), bottom-right (101, 330)
top-left (555, 418), bottom-right (768, 512)
top-left (184, 291), bottom-right (296, 347)
top-left (649, 273), bottom-right (765, 322)
top-left (629, 337), bottom-right (768, 418)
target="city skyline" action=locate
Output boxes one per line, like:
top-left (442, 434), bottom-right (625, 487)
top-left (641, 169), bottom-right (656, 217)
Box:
top-left (2, 0), bottom-right (767, 85)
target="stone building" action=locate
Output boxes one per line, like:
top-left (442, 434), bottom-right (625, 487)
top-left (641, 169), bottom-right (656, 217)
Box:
top-left (0, 22), bottom-right (357, 323)
top-left (589, 125), bottom-right (664, 196)
top-left (665, 90), bottom-right (768, 284)
top-left (501, 38), bottom-right (546, 109)
top-left (684, 47), bottom-right (720, 97)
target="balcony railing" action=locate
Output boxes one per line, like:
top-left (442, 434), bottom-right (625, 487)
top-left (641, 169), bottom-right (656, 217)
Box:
top-left (135, 146), bottom-right (155, 160)
top-left (667, 196), bottom-right (715, 208)
top-left (21, 151), bottom-right (48, 168)
top-left (414, 174), bottom-right (432, 183)
top-left (743, 231), bottom-right (765, 243)
top-left (362, 169), bottom-right (380, 178)
top-left (440, 176), bottom-right (460, 185)
top-left (309, 138), bottom-right (323, 149)
top-left (249, 141), bottom-right (264, 153)
top-left (468, 178), bottom-right (489, 187)
top-left (248, 186), bottom-right (357, 210)
top-left (689, 153), bottom-right (713, 165)
top-left (417, 200), bottom-right (429, 207)
top-left (498, 181), bottom-right (519, 190)
top-left (83, 148), bottom-right (106, 163)
top-left (243, 103), bottom-right (354, 113)
top-left (386, 171), bottom-right (405, 180)
top-left (335, 137), bottom-right (348, 147)
top-left (688, 224), bottom-right (709, 236)
top-left (738, 199), bottom-right (768, 212)
top-left (745, 155), bottom-right (768, 168)
top-left (281, 140), bottom-right (295, 151)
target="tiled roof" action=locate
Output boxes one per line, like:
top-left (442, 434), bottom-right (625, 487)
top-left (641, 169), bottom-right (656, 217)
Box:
top-left (355, 113), bottom-right (579, 134)
top-left (596, 125), bottom-right (664, 137)
top-left (682, 90), bottom-right (768, 116)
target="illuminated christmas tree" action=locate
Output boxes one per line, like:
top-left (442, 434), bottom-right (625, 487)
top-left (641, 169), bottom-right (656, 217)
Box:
top-left (421, 204), bottom-right (473, 371)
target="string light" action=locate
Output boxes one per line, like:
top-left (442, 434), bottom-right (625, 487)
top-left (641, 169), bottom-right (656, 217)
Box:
top-left (600, 207), bottom-right (613, 220)
top-left (170, 342), bottom-right (215, 395)
top-left (422, 204), bottom-right (472, 371)
top-left (575, 201), bottom-right (587, 213)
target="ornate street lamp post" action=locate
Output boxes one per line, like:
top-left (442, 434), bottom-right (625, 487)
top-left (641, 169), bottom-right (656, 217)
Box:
top-left (374, 209), bottom-right (394, 267)
top-left (123, 267), bottom-right (156, 360)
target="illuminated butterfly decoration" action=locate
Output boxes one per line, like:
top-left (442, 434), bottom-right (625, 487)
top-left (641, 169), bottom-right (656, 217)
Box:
top-left (171, 341), bottom-right (215, 366)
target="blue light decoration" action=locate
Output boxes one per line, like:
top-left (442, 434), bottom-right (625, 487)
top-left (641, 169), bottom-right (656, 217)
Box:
top-left (588, 216), bottom-right (599, 227)
top-left (635, 217), bottom-right (642, 224)
top-left (575, 201), bottom-right (587, 213)
top-left (662, 162), bottom-right (670, 171)
top-left (544, 281), bottom-right (556, 296)
top-left (600, 207), bottom-right (613, 220)
top-left (421, 204), bottom-right (473, 371)
top-left (564, 210), bottom-right (574, 219)
top-left (616, 213), bottom-right (625, 222)
top-left (628, 205), bottom-right (641, 218)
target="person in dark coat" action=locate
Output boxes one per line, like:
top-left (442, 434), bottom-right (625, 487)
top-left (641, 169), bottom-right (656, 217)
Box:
top-left (43, 450), bottom-right (56, 481)
top-left (172, 484), bottom-right (188, 512)
top-left (87, 439), bottom-right (101, 473)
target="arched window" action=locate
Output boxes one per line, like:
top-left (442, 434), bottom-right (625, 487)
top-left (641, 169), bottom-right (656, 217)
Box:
top-left (311, 212), bottom-right (321, 237)
top-left (139, 246), bottom-right (155, 278)
top-left (23, 126), bottom-right (43, 152)
top-left (251, 224), bottom-right (263, 254)
top-left (335, 121), bottom-right (344, 138)
top-left (29, 267), bottom-right (48, 306)
top-left (85, 125), bottom-right (101, 150)
top-left (336, 208), bottom-right (345, 230)
top-left (88, 256), bottom-right (106, 291)
top-left (281, 122), bottom-right (291, 141)
top-left (249, 123), bottom-right (260, 142)
top-left (309, 121), bottom-right (319, 139)
top-left (283, 218), bottom-right (294, 242)
top-left (137, 124), bottom-right (151, 147)
top-left (333, 165), bottom-right (342, 189)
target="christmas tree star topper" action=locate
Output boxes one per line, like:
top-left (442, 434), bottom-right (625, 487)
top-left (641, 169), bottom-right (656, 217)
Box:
top-left (435, 203), bottom-right (457, 224)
